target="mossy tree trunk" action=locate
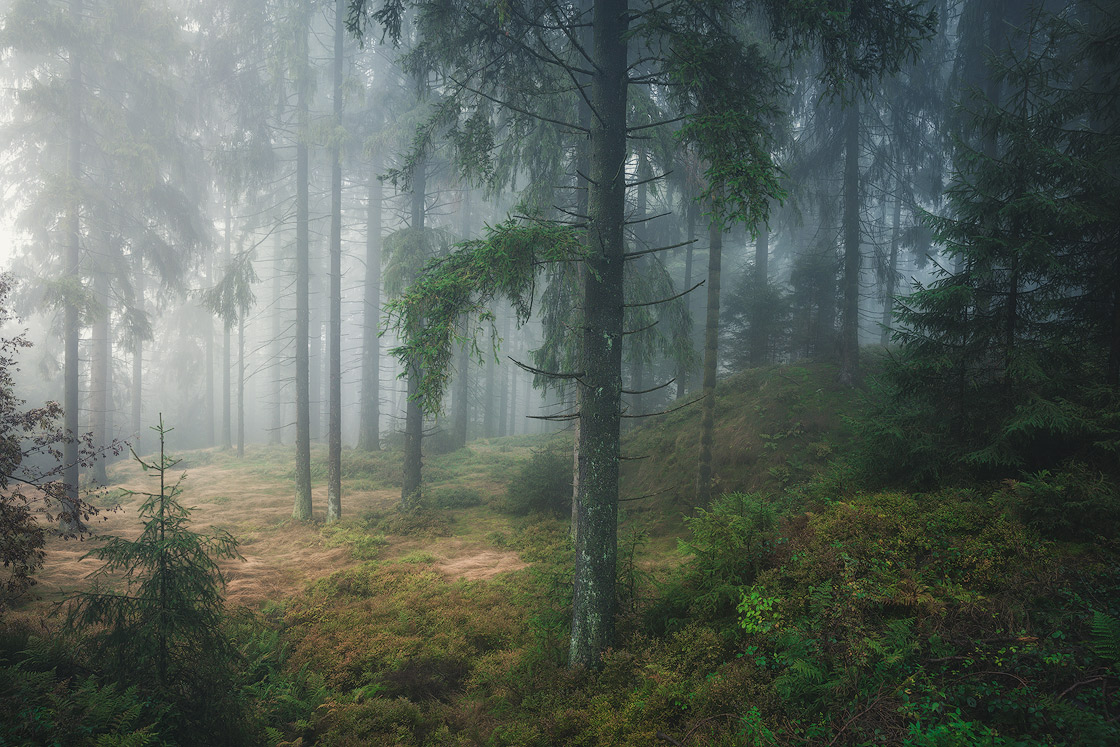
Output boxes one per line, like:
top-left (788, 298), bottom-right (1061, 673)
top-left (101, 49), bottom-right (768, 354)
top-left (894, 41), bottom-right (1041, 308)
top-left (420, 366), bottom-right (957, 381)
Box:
top-left (570, 0), bottom-right (626, 670)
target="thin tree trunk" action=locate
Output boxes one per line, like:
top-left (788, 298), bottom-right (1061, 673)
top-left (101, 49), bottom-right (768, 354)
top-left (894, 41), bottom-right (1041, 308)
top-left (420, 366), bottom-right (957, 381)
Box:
top-left (402, 152), bottom-right (426, 509)
top-left (452, 189), bottom-right (471, 450)
top-left (132, 250), bottom-right (144, 455)
top-left (696, 222), bottom-right (722, 504)
top-left (838, 95), bottom-right (862, 387)
top-left (237, 313), bottom-right (245, 457)
top-left (497, 307), bottom-right (510, 437)
top-left (749, 222), bottom-right (769, 366)
top-left (293, 8), bottom-right (313, 520)
top-left (270, 222), bottom-right (283, 445)
top-left (358, 172), bottom-right (383, 450)
top-left (570, 0), bottom-right (626, 670)
top-left (453, 315), bottom-right (470, 449)
top-left (204, 252), bottom-right (215, 447)
top-left (326, 0), bottom-right (344, 522)
top-left (484, 311), bottom-right (496, 438)
top-left (880, 187), bottom-right (901, 346)
top-left (91, 261), bottom-right (109, 485)
top-left (222, 198), bottom-right (233, 449)
top-left (676, 202), bottom-right (697, 399)
top-left (62, 0), bottom-right (83, 531)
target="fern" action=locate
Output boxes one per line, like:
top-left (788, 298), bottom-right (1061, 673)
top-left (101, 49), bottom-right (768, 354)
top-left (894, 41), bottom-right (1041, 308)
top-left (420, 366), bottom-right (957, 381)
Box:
top-left (1090, 612), bottom-right (1120, 667)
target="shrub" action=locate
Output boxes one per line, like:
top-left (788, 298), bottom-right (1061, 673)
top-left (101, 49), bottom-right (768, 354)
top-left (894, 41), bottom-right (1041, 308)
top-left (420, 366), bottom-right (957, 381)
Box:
top-left (502, 448), bottom-right (571, 517)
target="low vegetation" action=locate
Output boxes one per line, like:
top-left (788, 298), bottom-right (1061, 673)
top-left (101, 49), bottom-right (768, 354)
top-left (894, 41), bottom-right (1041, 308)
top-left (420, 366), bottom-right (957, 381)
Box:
top-left (3, 361), bottom-right (1119, 745)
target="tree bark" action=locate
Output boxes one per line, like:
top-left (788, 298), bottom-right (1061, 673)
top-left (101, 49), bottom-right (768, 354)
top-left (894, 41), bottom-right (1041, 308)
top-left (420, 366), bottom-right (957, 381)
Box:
top-left (675, 202), bottom-right (698, 399)
top-left (204, 252), bottom-right (215, 447)
top-left (358, 173), bottom-right (383, 450)
top-left (132, 250), bottom-right (144, 455)
top-left (91, 259), bottom-right (109, 485)
top-left (880, 185), bottom-right (901, 346)
top-left (62, 0), bottom-right (83, 531)
top-left (270, 222), bottom-right (284, 445)
top-left (326, 0), bottom-right (344, 523)
top-left (570, 0), bottom-right (626, 670)
top-left (293, 7), bottom-right (313, 520)
top-left (696, 222), bottom-right (722, 504)
top-left (237, 313), bottom-right (245, 457)
top-left (838, 95), bottom-right (862, 387)
top-left (497, 307), bottom-right (510, 437)
top-left (749, 222), bottom-right (769, 366)
top-left (402, 152), bottom-right (426, 509)
top-left (222, 198), bottom-right (233, 450)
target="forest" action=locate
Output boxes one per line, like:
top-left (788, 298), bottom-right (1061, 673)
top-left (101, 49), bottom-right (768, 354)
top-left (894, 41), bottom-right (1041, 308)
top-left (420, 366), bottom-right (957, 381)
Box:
top-left (0, 0), bottom-right (1118, 744)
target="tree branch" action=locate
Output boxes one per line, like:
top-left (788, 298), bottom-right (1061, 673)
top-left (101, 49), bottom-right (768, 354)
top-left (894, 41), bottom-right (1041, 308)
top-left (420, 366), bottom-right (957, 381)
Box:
top-left (624, 280), bottom-right (704, 308)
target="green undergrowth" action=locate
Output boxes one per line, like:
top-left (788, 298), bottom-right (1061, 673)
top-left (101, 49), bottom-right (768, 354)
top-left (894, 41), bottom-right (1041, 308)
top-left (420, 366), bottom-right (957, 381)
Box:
top-left (5, 361), bottom-right (1118, 745)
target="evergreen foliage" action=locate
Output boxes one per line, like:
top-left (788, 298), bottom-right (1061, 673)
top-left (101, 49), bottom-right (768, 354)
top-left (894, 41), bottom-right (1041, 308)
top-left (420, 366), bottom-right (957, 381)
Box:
top-left (66, 417), bottom-right (246, 742)
top-left (865, 5), bottom-right (1120, 483)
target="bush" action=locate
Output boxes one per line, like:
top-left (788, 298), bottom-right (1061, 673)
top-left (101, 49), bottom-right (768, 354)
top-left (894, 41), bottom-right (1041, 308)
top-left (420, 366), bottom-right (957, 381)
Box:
top-left (502, 448), bottom-right (572, 517)
top-left (1001, 464), bottom-right (1120, 541)
top-left (427, 485), bottom-right (484, 509)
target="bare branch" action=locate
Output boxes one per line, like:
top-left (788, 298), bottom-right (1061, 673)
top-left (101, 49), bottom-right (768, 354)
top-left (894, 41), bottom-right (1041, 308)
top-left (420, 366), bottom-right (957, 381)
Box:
top-left (621, 395), bottom-right (703, 419)
top-left (623, 280), bottom-right (704, 308)
top-left (624, 238), bottom-right (696, 260)
top-left (623, 320), bottom-right (659, 336)
top-left (449, 75), bottom-right (588, 133)
top-left (627, 170), bottom-right (672, 189)
top-left (509, 356), bottom-right (585, 380)
top-left (628, 115), bottom-right (688, 132)
top-left (625, 210), bottom-right (671, 226)
top-left (623, 378), bottom-right (676, 395)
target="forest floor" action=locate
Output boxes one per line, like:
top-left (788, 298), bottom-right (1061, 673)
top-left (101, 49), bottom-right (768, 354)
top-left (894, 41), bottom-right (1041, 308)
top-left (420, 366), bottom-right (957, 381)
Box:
top-left (31, 440), bottom-right (537, 610)
top-left (8, 359), bottom-right (1119, 746)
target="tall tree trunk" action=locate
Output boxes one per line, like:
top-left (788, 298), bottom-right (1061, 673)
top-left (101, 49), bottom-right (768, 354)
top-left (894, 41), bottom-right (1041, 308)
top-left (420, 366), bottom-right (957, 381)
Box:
top-left (309, 268), bottom-right (321, 442)
top-left (326, 0), bottom-right (344, 522)
top-left (62, 0), bottom-right (83, 531)
top-left (880, 185), bottom-right (902, 346)
top-left (675, 202), bottom-right (698, 399)
top-left (453, 315), bottom-right (470, 449)
top-left (838, 95), bottom-right (862, 387)
top-left (237, 313), bottom-right (245, 457)
top-left (358, 172), bottom-right (383, 450)
top-left (222, 198), bottom-right (233, 449)
top-left (270, 223), bottom-right (284, 445)
top-left (402, 154), bottom-right (426, 509)
top-left (204, 252), bottom-right (215, 446)
top-left (570, 0), bottom-right (626, 670)
top-left (497, 307), bottom-right (510, 437)
top-left (451, 189), bottom-right (471, 450)
top-left (293, 8), bottom-right (313, 520)
top-left (483, 311), bottom-right (496, 438)
top-left (749, 222), bottom-right (769, 366)
top-left (508, 340), bottom-right (518, 436)
top-left (696, 222), bottom-right (722, 504)
top-left (91, 261), bottom-right (109, 485)
top-left (132, 250), bottom-right (144, 454)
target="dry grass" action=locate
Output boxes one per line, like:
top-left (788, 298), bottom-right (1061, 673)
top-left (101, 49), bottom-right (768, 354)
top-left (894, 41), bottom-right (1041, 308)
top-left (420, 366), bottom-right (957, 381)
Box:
top-left (30, 445), bottom-right (535, 611)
